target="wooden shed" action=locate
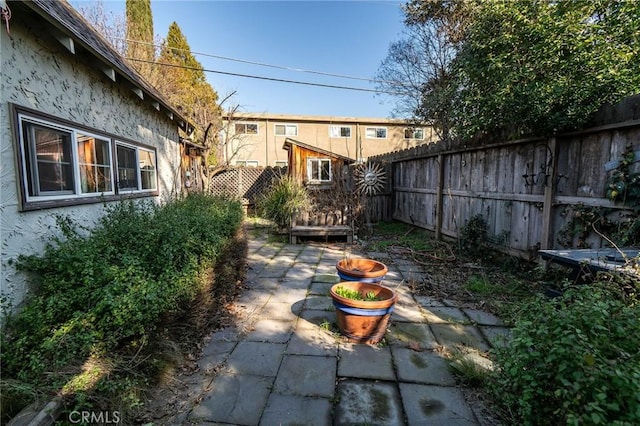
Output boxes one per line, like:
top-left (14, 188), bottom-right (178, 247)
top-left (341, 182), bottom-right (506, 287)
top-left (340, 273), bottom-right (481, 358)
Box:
top-left (282, 138), bottom-right (358, 243)
top-left (283, 138), bottom-right (355, 187)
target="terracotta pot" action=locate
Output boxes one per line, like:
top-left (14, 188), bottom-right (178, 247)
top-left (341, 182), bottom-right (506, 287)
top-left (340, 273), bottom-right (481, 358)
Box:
top-left (336, 258), bottom-right (388, 284)
top-left (330, 281), bottom-right (397, 344)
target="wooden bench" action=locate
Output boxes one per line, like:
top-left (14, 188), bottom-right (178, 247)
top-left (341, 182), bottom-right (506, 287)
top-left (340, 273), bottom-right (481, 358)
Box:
top-left (289, 208), bottom-right (353, 244)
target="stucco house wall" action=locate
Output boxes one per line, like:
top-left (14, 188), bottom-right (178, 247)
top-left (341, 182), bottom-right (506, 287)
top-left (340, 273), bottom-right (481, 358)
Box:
top-left (0, 4), bottom-right (183, 316)
top-left (222, 113), bottom-right (435, 167)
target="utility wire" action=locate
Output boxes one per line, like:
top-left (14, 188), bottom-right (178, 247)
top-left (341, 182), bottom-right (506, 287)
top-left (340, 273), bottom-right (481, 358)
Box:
top-left (127, 57), bottom-right (406, 95)
top-left (114, 36), bottom-right (403, 87)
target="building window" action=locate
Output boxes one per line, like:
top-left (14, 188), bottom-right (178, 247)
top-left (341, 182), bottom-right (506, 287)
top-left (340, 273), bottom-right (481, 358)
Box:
top-left (404, 127), bottom-right (425, 140)
top-left (116, 142), bottom-right (157, 192)
top-left (235, 160), bottom-right (259, 167)
top-left (307, 158), bottom-right (332, 183)
top-left (329, 125), bottom-right (351, 138)
top-left (274, 123), bottom-right (298, 137)
top-left (274, 161), bottom-right (288, 168)
top-left (235, 122), bottom-right (258, 135)
top-left (19, 114), bottom-right (116, 201)
top-left (16, 108), bottom-right (158, 210)
top-left (365, 127), bottom-right (387, 139)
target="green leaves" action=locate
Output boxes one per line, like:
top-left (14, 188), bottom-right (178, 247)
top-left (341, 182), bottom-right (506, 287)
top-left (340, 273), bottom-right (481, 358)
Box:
top-left (2, 194), bottom-right (243, 391)
top-left (490, 282), bottom-right (640, 424)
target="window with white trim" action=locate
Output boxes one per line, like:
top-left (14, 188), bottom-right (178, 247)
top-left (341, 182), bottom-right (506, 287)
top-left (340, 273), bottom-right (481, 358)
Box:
top-left (365, 127), bottom-right (387, 139)
top-left (18, 114), bottom-right (115, 201)
top-left (116, 142), bottom-right (157, 192)
top-left (307, 158), bottom-right (332, 183)
top-left (274, 123), bottom-right (298, 136)
top-left (404, 127), bottom-right (425, 140)
top-left (15, 107), bottom-right (159, 210)
top-left (234, 122), bottom-right (258, 135)
top-left (235, 160), bottom-right (259, 167)
top-left (329, 125), bottom-right (351, 138)
top-left (274, 160), bottom-right (288, 168)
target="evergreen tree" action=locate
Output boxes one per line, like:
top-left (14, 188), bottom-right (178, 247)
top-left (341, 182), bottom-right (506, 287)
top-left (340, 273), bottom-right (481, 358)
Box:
top-left (125, 0), bottom-right (155, 77)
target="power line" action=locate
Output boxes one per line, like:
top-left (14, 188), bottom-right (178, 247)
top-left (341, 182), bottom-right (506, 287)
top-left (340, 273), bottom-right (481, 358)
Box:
top-left (114, 36), bottom-right (401, 86)
top-left (127, 57), bottom-right (405, 95)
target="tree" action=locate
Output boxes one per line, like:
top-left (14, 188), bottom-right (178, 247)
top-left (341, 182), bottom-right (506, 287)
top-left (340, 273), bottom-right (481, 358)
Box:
top-left (155, 22), bottom-right (221, 190)
top-left (126, 0), bottom-right (154, 63)
top-left (76, 1), bottom-right (127, 55)
top-left (452, 0), bottom-right (640, 141)
top-left (380, 0), bottom-right (640, 143)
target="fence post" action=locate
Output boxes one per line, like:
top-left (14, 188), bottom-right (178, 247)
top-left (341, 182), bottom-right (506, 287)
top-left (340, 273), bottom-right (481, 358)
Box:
top-left (435, 154), bottom-right (445, 240)
top-left (540, 137), bottom-right (557, 249)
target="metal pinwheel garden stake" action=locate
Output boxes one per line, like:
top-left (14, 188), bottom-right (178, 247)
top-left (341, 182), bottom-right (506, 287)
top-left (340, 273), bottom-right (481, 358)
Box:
top-left (355, 162), bottom-right (387, 196)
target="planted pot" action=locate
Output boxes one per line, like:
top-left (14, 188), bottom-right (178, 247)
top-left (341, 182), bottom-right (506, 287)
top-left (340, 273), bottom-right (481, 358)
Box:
top-left (330, 281), bottom-right (397, 344)
top-left (336, 258), bottom-right (388, 284)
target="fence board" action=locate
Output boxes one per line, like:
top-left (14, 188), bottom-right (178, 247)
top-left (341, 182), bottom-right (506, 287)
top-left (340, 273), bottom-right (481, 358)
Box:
top-left (371, 112), bottom-right (639, 257)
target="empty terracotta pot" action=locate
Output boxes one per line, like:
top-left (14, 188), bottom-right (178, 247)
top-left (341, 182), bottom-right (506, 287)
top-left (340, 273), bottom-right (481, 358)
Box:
top-left (330, 281), bottom-right (397, 344)
top-left (336, 258), bottom-right (388, 283)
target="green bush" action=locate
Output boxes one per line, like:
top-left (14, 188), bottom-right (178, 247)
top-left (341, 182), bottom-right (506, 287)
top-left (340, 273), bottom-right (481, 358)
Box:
top-left (1, 194), bottom-right (243, 393)
top-left (256, 175), bottom-right (311, 229)
top-left (491, 282), bottom-right (640, 425)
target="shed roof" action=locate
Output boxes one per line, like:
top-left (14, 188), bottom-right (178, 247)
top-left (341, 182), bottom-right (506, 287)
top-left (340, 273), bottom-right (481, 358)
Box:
top-left (16, 0), bottom-right (193, 134)
top-left (282, 138), bottom-right (356, 163)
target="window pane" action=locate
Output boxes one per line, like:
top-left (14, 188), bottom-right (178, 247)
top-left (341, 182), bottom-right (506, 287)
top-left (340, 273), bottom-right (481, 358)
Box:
top-left (286, 125), bottom-right (297, 136)
top-left (275, 124), bottom-right (285, 135)
top-left (341, 127), bottom-right (350, 137)
top-left (376, 128), bottom-right (386, 138)
top-left (310, 159), bottom-right (319, 180)
top-left (321, 160), bottom-right (331, 181)
top-left (117, 145), bottom-right (138, 190)
top-left (246, 124), bottom-right (258, 134)
top-left (139, 149), bottom-right (157, 190)
top-left (415, 128), bottom-right (424, 139)
top-left (366, 128), bottom-right (376, 138)
top-left (235, 123), bottom-right (246, 134)
top-left (26, 123), bottom-right (74, 194)
top-left (78, 134), bottom-right (112, 193)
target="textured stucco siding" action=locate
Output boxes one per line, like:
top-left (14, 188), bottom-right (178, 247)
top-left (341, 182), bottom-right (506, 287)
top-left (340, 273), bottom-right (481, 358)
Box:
top-left (1, 20), bottom-right (181, 316)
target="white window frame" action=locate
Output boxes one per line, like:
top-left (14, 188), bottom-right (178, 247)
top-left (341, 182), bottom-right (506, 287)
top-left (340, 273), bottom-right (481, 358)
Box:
top-left (17, 114), bottom-right (116, 203)
top-left (306, 158), bottom-right (332, 183)
top-left (365, 127), bottom-right (387, 139)
top-left (235, 160), bottom-right (259, 167)
top-left (115, 141), bottom-right (158, 193)
top-left (274, 123), bottom-right (298, 137)
top-left (404, 127), bottom-right (425, 140)
top-left (329, 125), bottom-right (352, 138)
top-left (274, 160), bottom-right (288, 168)
top-left (234, 122), bottom-right (258, 135)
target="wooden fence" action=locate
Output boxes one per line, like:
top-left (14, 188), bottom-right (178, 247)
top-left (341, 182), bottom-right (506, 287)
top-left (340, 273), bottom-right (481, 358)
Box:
top-left (209, 166), bottom-right (286, 210)
top-left (368, 98), bottom-right (640, 259)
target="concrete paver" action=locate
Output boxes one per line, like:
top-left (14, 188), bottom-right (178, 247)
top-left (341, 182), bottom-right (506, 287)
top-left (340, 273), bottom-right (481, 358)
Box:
top-left (182, 230), bottom-right (510, 425)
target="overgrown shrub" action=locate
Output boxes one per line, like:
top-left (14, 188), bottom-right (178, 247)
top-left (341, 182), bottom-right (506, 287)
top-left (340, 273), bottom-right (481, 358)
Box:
top-left (491, 282), bottom-right (640, 425)
top-left (459, 214), bottom-right (489, 258)
top-left (256, 175), bottom-right (311, 229)
top-left (0, 194), bottom-right (243, 415)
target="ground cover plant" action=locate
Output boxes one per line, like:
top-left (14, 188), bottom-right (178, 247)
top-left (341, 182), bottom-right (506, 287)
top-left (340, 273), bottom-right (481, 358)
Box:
top-left (490, 278), bottom-right (640, 425)
top-left (0, 194), bottom-right (244, 422)
top-left (367, 219), bottom-right (639, 425)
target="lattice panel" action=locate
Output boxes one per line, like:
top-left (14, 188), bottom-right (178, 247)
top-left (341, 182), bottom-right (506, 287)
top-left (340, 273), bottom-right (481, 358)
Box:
top-left (210, 166), bottom-right (286, 204)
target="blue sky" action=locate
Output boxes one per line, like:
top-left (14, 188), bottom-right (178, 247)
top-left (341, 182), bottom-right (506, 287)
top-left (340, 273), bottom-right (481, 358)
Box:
top-left (74, 1), bottom-right (407, 118)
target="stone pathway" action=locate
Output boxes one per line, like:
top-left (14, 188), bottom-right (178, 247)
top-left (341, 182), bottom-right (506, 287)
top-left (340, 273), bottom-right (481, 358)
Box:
top-left (170, 231), bottom-right (511, 425)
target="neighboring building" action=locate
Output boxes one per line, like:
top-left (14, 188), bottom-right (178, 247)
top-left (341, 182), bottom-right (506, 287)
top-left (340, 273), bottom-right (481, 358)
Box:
top-left (1, 0), bottom-right (192, 316)
top-left (221, 112), bottom-right (434, 167)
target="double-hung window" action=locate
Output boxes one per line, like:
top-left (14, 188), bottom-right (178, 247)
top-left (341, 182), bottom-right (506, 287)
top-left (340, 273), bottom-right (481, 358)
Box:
top-left (329, 125), bottom-right (351, 138)
top-left (16, 107), bottom-right (159, 210)
top-left (365, 127), bottom-right (387, 139)
top-left (307, 158), bottom-right (332, 183)
top-left (274, 123), bottom-right (298, 137)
